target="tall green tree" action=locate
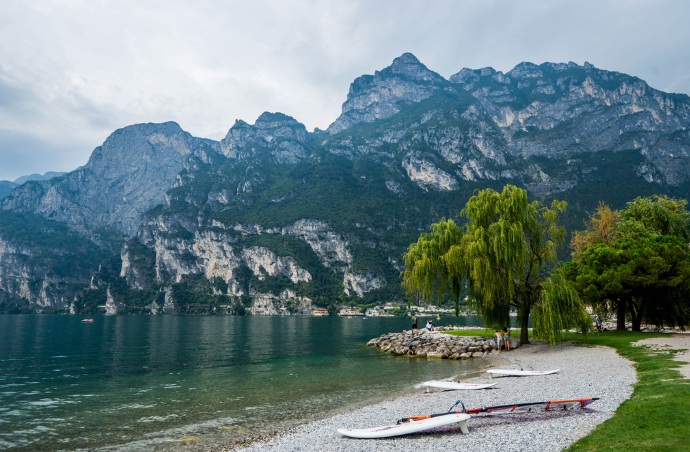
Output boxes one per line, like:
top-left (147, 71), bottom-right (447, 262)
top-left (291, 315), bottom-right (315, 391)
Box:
top-left (567, 203), bottom-right (627, 329)
top-left (462, 185), bottom-right (579, 344)
top-left (568, 195), bottom-right (690, 331)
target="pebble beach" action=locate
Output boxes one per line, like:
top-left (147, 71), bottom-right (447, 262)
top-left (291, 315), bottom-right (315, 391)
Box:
top-left (229, 339), bottom-right (638, 451)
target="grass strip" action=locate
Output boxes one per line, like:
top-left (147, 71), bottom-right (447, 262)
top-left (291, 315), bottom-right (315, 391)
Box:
top-left (564, 331), bottom-right (690, 451)
top-left (444, 328), bottom-right (495, 338)
top-left (444, 328), bottom-right (533, 339)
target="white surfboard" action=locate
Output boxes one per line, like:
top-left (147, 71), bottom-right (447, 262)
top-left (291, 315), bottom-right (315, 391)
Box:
top-left (417, 380), bottom-right (497, 390)
top-left (487, 369), bottom-right (560, 377)
top-left (337, 412), bottom-right (470, 439)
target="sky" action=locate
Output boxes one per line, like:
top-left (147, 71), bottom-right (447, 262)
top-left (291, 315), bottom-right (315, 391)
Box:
top-left (1, 0), bottom-right (689, 181)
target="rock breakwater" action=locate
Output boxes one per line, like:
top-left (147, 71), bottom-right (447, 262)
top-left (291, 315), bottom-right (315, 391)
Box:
top-left (367, 330), bottom-right (518, 359)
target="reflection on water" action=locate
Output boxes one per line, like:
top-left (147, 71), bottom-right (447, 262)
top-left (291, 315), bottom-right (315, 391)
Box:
top-left (0, 315), bottom-right (486, 450)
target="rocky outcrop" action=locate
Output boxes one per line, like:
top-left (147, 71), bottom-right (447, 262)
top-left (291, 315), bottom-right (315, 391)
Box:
top-left (0, 238), bottom-right (34, 303)
top-left (402, 156), bottom-right (458, 191)
top-left (343, 271), bottom-right (385, 297)
top-left (367, 331), bottom-right (519, 358)
top-left (162, 286), bottom-right (177, 315)
top-left (104, 286), bottom-right (124, 315)
top-left (250, 288), bottom-right (313, 315)
top-left (117, 211), bottom-right (391, 312)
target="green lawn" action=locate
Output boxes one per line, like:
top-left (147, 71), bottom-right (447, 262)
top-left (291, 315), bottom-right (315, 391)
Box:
top-left (444, 328), bottom-right (533, 339)
top-left (444, 328), bottom-right (495, 338)
top-left (564, 331), bottom-right (690, 451)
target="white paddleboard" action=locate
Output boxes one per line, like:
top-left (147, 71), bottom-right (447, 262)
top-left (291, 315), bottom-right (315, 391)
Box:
top-left (417, 380), bottom-right (497, 390)
top-left (337, 412), bottom-right (470, 439)
top-left (487, 369), bottom-right (560, 377)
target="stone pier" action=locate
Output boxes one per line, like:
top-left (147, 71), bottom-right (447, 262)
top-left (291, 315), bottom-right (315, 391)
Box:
top-left (367, 330), bottom-right (519, 359)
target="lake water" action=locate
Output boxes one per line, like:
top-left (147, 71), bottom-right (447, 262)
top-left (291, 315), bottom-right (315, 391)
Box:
top-left (0, 315), bottom-right (487, 450)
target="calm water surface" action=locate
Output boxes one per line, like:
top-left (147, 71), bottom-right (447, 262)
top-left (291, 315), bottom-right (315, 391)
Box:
top-left (0, 315), bottom-right (487, 450)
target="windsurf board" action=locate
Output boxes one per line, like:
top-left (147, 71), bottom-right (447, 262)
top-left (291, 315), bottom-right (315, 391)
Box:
top-left (337, 412), bottom-right (470, 438)
top-left (417, 380), bottom-right (497, 390)
top-left (487, 369), bottom-right (559, 377)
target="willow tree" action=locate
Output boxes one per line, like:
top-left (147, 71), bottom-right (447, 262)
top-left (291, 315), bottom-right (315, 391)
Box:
top-left (402, 219), bottom-right (465, 316)
top-left (462, 185), bottom-right (581, 344)
top-left (533, 270), bottom-right (592, 344)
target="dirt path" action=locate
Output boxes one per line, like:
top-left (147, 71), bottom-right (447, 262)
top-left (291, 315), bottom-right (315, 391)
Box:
top-left (634, 333), bottom-right (690, 378)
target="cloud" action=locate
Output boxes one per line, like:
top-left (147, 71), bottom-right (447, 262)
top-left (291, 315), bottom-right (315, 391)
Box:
top-left (0, 0), bottom-right (689, 180)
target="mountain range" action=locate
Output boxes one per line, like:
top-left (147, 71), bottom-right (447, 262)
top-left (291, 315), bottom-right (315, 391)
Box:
top-left (2, 53), bottom-right (690, 314)
top-left (0, 172), bottom-right (65, 200)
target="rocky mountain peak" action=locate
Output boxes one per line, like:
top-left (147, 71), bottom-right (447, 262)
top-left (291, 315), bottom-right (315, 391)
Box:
top-left (220, 112), bottom-right (309, 163)
top-left (449, 66), bottom-right (501, 88)
top-left (87, 121), bottom-right (191, 166)
top-left (388, 52), bottom-right (446, 83)
top-left (2, 121), bottom-right (211, 236)
top-left (327, 53), bottom-right (449, 134)
top-left (507, 61), bottom-right (542, 79)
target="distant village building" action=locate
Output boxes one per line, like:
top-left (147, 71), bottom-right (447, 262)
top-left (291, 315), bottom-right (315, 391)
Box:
top-left (364, 307), bottom-right (381, 316)
top-left (364, 306), bottom-right (393, 316)
top-left (415, 305), bottom-right (454, 314)
top-left (312, 307), bottom-right (329, 316)
top-left (338, 307), bottom-right (363, 316)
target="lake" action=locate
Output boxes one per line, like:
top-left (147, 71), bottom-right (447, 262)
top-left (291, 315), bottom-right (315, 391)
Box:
top-left (0, 315), bottom-right (487, 450)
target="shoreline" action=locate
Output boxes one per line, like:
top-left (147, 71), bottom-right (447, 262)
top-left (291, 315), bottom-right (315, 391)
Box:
top-left (225, 340), bottom-right (637, 451)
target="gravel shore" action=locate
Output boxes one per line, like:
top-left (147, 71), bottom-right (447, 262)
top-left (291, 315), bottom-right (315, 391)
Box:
top-left (230, 341), bottom-right (636, 451)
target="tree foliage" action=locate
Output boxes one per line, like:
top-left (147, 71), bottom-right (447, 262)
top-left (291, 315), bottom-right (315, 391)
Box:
top-left (402, 219), bottom-right (465, 315)
top-left (568, 195), bottom-right (690, 331)
top-left (533, 270), bottom-right (593, 343)
top-left (570, 202), bottom-right (619, 258)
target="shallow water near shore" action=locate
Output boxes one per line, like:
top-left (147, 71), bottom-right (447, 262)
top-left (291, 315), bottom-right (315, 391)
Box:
top-left (0, 315), bottom-right (488, 450)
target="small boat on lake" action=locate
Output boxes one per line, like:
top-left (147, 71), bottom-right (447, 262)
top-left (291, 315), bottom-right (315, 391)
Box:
top-left (81, 318), bottom-right (94, 323)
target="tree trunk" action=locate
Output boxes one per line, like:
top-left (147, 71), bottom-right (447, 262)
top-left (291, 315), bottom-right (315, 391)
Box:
top-left (616, 299), bottom-right (626, 331)
top-left (452, 280), bottom-right (461, 317)
top-left (519, 306), bottom-right (530, 345)
top-left (629, 299), bottom-right (643, 332)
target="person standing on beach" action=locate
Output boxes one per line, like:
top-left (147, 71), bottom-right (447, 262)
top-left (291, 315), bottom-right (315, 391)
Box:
top-left (503, 327), bottom-right (511, 351)
top-left (494, 329), bottom-right (504, 351)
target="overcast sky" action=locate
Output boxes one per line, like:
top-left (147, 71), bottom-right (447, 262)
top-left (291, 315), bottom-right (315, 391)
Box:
top-left (1, 0), bottom-right (689, 181)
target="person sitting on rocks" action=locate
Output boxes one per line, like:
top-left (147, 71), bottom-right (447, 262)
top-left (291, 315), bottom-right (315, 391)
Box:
top-left (426, 319), bottom-right (434, 331)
